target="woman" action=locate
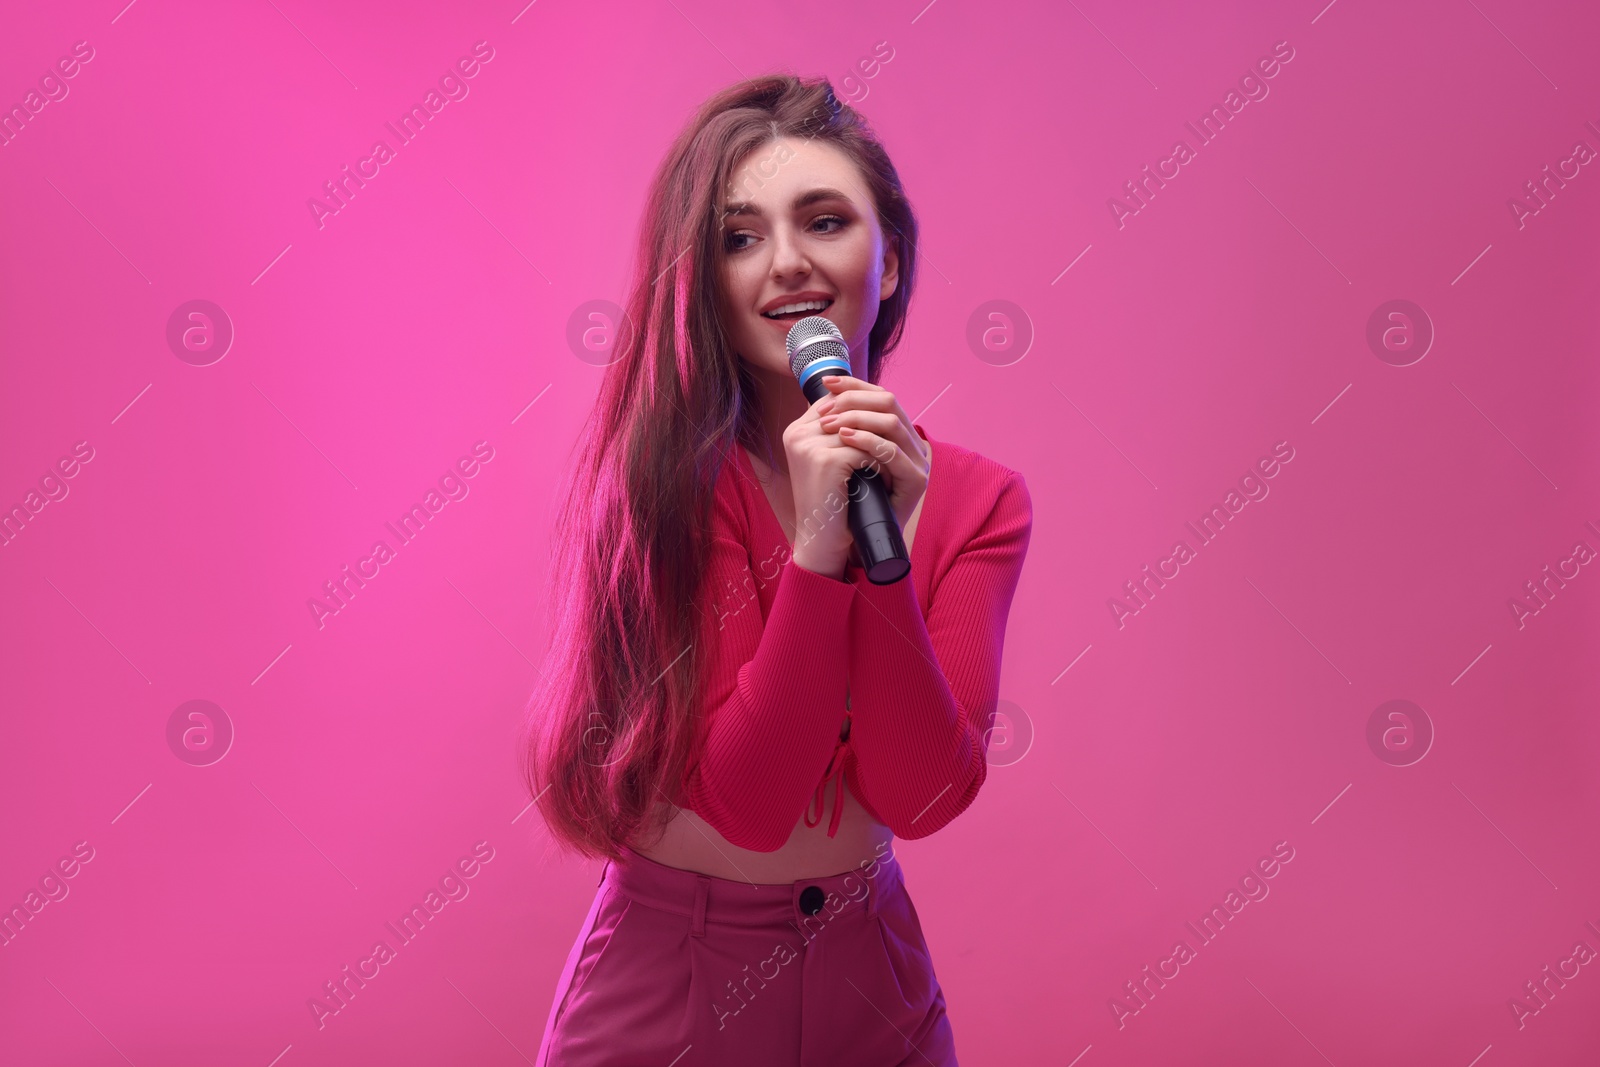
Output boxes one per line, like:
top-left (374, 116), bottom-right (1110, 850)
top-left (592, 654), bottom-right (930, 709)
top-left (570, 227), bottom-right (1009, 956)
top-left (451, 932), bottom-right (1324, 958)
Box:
top-left (522, 73), bottom-right (1032, 1066)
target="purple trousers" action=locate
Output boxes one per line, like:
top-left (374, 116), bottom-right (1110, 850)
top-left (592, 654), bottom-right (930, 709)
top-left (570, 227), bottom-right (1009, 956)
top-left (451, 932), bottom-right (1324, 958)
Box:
top-left (534, 842), bottom-right (958, 1066)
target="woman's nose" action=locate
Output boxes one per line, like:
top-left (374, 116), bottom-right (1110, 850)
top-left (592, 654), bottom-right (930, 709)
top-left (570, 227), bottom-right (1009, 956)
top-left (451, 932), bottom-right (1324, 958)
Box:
top-left (769, 226), bottom-right (811, 278)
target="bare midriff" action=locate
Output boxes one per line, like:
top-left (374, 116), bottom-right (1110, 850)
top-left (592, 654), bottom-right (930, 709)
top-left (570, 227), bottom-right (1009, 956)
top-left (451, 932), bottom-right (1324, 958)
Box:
top-left (632, 441), bottom-right (928, 883)
top-left (633, 777), bottom-right (894, 882)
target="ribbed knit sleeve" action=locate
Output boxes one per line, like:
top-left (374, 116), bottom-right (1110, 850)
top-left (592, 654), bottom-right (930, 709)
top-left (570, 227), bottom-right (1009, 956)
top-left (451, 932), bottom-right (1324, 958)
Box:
top-left (679, 471), bottom-right (858, 852)
top-left (843, 468), bottom-right (1032, 839)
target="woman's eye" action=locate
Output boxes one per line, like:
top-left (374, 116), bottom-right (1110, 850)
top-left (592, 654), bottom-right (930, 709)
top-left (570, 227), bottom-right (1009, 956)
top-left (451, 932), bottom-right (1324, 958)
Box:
top-left (724, 216), bottom-right (845, 253)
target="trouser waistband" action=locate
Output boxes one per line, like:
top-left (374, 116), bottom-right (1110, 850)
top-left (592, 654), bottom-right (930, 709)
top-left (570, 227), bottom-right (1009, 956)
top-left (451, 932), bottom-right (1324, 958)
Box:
top-left (603, 843), bottom-right (903, 936)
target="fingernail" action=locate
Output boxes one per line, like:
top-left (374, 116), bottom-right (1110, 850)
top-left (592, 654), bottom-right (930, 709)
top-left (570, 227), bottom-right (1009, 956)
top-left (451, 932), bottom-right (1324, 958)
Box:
top-left (839, 427), bottom-right (856, 435)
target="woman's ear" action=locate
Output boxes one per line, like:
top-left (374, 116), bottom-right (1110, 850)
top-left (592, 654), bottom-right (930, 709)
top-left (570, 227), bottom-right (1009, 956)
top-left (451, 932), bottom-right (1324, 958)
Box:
top-left (878, 233), bottom-right (899, 302)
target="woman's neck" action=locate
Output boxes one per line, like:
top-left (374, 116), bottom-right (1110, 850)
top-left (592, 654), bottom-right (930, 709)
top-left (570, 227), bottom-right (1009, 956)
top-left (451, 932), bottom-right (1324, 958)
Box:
top-left (752, 368), bottom-right (809, 478)
top-left (749, 358), bottom-right (862, 477)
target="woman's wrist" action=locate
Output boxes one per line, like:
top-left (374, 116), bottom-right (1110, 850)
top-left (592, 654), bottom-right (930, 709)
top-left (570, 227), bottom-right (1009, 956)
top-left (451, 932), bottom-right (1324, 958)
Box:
top-left (790, 544), bottom-right (847, 582)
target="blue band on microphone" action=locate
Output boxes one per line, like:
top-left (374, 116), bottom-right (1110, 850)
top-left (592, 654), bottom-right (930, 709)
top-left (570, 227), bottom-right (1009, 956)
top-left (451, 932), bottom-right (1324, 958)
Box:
top-left (796, 356), bottom-right (851, 391)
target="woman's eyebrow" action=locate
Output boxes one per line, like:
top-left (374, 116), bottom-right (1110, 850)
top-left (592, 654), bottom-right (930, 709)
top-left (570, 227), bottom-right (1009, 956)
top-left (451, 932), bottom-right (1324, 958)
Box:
top-left (722, 187), bottom-right (853, 219)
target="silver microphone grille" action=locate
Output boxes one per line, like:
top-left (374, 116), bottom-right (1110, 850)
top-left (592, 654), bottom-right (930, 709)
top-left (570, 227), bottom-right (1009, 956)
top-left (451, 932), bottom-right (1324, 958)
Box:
top-left (785, 315), bottom-right (849, 380)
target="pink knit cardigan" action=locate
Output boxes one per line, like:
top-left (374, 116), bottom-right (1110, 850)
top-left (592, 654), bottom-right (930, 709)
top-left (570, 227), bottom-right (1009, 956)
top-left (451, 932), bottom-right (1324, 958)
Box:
top-left (680, 423), bottom-right (1033, 852)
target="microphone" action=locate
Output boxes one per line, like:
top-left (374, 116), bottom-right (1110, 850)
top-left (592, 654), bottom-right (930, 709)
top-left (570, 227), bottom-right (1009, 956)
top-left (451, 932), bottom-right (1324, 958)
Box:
top-left (785, 316), bottom-right (910, 585)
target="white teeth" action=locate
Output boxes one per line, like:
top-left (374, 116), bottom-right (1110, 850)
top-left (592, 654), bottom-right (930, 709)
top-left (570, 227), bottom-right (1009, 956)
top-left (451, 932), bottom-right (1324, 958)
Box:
top-left (762, 299), bottom-right (831, 318)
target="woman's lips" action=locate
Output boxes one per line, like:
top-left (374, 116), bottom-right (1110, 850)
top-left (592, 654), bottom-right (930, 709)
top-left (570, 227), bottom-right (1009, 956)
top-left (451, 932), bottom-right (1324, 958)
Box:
top-left (763, 309), bottom-right (834, 329)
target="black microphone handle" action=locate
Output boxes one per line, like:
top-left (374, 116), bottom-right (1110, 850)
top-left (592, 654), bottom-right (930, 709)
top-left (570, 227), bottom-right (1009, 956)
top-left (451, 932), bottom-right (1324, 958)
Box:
top-left (798, 371), bottom-right (910, 585)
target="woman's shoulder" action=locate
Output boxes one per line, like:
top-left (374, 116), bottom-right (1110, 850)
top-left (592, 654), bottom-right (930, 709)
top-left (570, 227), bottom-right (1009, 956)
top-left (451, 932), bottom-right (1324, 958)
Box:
top-left (913, 427), bottom-right (1032, 580)
top-left (918, 425), bottom-right (1031, 520)
top-left (707, 439), bottom-right (753, 534)
top-left (912, 429), bottom-right (1032, 597)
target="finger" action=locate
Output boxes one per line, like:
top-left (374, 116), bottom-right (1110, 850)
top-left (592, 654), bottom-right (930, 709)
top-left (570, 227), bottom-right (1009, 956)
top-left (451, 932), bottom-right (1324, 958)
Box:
top-left (798, 389), bottom-right (836, 423)
top-left (820, 408), bottom-right (899, 430)
top-left (822, 392), bottom-right (917, 447)
top-left (822, 389), bottom-right (896, 413)
top-left (819, 381), bottom-right (902, 425)
top-left (820, 374), bottom-right (872, 391)
top-left (833, 427), bottom-right (911, 485)
top-left (819, 409), bottom-right (917, 456)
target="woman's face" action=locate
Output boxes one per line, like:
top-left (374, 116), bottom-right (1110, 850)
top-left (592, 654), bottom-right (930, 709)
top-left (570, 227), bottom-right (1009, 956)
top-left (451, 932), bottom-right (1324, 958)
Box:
top-left (716, 136), bottom-right (899, 383)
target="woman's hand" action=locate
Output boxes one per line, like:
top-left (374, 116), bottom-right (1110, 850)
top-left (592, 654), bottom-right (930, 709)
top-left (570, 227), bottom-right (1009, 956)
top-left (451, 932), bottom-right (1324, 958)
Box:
top-left (783, 387), bottom-right (876, 579)
top-left (815, 374), bottom-right (930, 531)
top-left (782, 373), bottom-right (930, 580)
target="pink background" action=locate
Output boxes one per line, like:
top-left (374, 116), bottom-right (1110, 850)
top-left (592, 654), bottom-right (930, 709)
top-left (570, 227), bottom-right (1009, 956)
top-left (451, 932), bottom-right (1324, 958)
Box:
top-left (3, 0), bottom-right (1599, 1063)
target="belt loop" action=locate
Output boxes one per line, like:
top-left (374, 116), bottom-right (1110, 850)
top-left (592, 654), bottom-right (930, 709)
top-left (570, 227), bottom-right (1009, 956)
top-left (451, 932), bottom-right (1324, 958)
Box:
top-left (691, 875), bottom-right (710, 938)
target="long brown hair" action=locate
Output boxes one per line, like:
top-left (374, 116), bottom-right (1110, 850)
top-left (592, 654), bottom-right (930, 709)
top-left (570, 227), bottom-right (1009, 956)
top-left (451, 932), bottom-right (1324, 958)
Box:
top-left (519, 73), bottom-right (920, 862)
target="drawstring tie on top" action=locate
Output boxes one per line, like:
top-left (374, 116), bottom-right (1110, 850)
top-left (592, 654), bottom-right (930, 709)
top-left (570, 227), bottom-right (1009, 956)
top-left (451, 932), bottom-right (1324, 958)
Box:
top-left (807, 689), bottom-right (851, 839)
top-left (806, 736), bottom-right (850, 838)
